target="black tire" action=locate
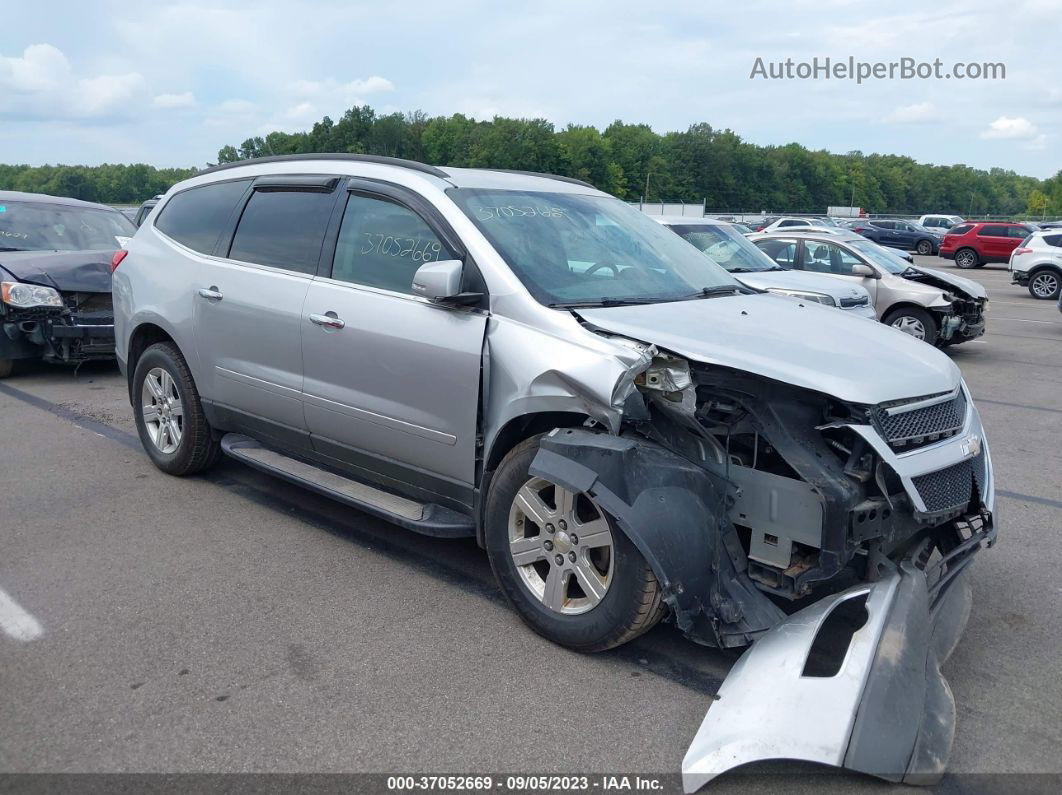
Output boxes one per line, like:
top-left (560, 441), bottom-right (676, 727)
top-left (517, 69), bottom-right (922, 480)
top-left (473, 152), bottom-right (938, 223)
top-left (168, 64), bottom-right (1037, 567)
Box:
top-left (484, 435), bottom-right (665, 652)
top-left (954, 248), bottom-right (979, 269)
top-left (132, 341), bottom-right (220, 476)
top-left (1028, 269), bottom-right (1061, 300)
top-left (884, 306), bottom-right (940, 346)
top-left (916, 239), bottom-right (933, 256)
top-left (0, 359), bottom-right (13, 379)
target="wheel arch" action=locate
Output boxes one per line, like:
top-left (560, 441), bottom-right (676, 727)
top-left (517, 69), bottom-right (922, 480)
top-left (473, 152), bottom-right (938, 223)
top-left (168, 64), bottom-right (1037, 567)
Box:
top-left (126, 322), bottom-right (179, 404)
top-left (477, 410), bottom-right (591, 545)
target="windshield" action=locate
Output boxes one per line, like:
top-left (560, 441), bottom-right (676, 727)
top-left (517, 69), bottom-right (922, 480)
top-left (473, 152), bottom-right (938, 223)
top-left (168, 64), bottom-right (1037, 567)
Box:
top-left (668, 223), bottom-right (782, 273)
top-left (0, 200), bottom-right (135, 251)
top-left (449, 189), bottom-right (742, 306)
top-left (848, 239), bottom-right (910, 273)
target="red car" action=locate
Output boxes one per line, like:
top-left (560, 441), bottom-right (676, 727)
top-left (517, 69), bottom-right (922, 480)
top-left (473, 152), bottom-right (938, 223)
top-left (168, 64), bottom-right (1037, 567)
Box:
top-left (939, 221), bottom-right (1037, 269)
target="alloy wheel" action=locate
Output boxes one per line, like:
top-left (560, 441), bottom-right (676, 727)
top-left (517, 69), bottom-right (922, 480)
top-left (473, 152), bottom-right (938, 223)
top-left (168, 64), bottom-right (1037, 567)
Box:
top-left (956, 250), bottom-right (977, 268)
top-left (891, 316), bottom-right (927, 340)
top-left (508, 477), bottom-right (614, 615)
top-left (141, 367), bottom-right (184, 454)
top-left (917, 241), bottom-right (932, 255)
top-left (1031, 272), bottom-right (1059, 299)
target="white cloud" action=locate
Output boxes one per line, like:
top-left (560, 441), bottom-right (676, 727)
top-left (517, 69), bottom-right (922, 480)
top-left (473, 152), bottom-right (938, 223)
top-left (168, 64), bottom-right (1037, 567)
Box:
top-left (980, 116), bottom-right (1040, 140)
top-left (882, 102), bottom-right (939, 124)
top-left (290, 76), bottom-right (394, 98)
top-left (218, 99), bottom-right (258, 114)
top-left (0, 43), bottom-right (146, 121)
top-left (153, 91), bottom-right (196, 109)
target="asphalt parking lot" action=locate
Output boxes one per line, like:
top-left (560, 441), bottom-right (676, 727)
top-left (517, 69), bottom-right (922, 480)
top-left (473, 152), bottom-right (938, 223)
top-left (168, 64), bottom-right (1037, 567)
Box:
top-left (1, 257), bottom-right (1060, 791)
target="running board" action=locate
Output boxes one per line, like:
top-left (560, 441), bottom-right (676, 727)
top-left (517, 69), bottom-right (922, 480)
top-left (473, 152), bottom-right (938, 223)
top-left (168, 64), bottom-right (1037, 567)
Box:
top-left (220, 434), bottom-right (474, 538)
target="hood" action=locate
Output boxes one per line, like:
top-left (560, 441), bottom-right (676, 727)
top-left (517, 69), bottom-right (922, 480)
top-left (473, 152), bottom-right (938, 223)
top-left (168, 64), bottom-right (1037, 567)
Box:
top-left (579, 294), bottom-right (960, 405)
top-left (735, 270), bottom-right (868, 303)
top-left (0, 249), bottom-right (113, 293)
top-left (907, 266), bottom-right (987, 300)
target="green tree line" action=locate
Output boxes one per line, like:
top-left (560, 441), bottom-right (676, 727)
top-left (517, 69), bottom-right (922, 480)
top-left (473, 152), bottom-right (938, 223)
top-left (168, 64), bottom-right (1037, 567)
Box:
top-left (3, 105), bottom-right (1060, 215)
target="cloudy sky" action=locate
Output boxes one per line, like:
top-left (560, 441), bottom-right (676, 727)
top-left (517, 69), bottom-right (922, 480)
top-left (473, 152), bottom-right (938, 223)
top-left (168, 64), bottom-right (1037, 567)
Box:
top-left (1, 0), bottom-right (1058, 177)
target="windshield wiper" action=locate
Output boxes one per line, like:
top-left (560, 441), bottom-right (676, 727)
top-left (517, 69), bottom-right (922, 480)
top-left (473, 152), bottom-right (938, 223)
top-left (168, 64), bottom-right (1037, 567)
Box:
top-left (548, 296), bottom-right (665, 308)
top-left (676, 285), bottom-right (746, 299)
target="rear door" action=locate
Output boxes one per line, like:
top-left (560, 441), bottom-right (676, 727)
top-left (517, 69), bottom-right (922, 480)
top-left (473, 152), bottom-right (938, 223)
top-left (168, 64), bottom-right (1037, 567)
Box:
top-left (193, 175), bottom-right (341, 448)
top-left (976, 224), bottom-right (1011, 261)
top-left (301, 180), bottom-right (488, 500)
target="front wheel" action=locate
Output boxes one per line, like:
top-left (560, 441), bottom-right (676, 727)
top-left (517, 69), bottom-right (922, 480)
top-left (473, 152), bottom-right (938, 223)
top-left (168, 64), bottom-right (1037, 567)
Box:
top-left (884, 306), bottom-right (940, 346)
top-left (954, 248), bottom-right (979, 269)
top-left (916, 239), bottom-right (934, 256)
top-left (1029, 270), bottom-right (1061, 300)
top-left (484, 436), bottom-right (665, 652)
top-left (132, 342), bottom-right (221, 476)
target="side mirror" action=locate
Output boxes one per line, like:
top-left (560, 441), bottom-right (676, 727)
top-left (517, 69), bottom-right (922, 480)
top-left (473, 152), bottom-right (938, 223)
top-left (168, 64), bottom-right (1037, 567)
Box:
top-left (851, 263), bottom-right (878, 278)
top-left (411, 259), bottom-right (483, 306)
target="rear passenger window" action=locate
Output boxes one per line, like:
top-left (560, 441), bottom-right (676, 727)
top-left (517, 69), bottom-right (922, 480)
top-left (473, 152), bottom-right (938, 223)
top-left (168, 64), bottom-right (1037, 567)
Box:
top-left (330, 193), bottom-right (454, 295)
top-left (228, 188), bottom-right (336, 274)
top-left (155, 179), bottom-right (250, 254)
top-left (1044, 234), bottom-right (1062, 248)
top-left (979, 225), bottom-right (1007, 237)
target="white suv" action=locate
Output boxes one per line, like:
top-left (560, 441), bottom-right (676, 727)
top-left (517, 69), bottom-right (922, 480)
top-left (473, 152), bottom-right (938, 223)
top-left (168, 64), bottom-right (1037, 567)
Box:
top-left (1010, 229), bottom-right (1062, 300)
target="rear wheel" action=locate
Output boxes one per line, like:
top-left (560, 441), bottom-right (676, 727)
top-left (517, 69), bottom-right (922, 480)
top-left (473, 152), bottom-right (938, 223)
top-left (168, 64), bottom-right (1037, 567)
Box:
top-left (484, 435), bottom-right (665, 652)
top-left (916, 239), bottom-right (933, 256)
top-left (954, 248), bottom-right (979, 269)
top-left (132, 342), bottom-right (221, 476)
top-left (884, 306), bottom-right (939, 346)
top-left (1029, 270), bottom-right (1061, 300)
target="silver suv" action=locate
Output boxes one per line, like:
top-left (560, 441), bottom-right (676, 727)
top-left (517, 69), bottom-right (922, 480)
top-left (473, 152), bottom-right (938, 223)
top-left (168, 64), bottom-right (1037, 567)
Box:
top-left (114, 154), bottom-right (995, 784)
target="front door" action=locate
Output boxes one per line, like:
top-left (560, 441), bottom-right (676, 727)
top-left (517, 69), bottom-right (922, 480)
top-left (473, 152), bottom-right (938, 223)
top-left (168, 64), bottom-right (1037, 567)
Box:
top-left (301, 183), bottom-right (488, 499)
top-left (797, 239), bottom-right (880, 306)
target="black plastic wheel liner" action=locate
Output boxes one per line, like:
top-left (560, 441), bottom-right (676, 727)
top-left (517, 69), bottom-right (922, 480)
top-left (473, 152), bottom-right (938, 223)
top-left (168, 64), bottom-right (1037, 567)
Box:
top-left (530, 428), bottom-right (785, 648)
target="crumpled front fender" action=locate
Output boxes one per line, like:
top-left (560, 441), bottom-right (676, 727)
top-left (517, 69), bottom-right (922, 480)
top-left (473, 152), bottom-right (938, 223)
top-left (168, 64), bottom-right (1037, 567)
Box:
top-left (682, 555), bottom-right (975, 791)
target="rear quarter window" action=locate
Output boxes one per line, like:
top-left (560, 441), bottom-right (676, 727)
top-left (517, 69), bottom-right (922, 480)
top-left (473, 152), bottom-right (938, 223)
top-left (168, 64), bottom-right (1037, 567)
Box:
top-left (947, 224), bottom-right (973, 235)
top-left (1044, 234), bottom-right (1062, 248)
top-left (154, 179), bottom-right (251, 254)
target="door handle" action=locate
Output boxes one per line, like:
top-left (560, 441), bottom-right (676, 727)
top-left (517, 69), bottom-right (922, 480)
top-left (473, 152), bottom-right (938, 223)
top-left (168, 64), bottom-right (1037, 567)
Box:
top-left (198, 287), bottom-right (223, 301)
top-left (309, 311), bottom-right (345, 330)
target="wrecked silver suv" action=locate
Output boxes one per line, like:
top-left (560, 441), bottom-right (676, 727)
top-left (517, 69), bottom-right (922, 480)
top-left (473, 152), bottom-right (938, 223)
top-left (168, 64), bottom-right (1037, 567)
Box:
top-left (113, 155), bottom-right (995, 788)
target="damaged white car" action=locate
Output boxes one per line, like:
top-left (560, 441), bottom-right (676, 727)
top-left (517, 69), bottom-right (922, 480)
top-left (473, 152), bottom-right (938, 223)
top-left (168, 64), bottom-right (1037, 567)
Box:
top-left (112, 155), bottom-right (996, 788)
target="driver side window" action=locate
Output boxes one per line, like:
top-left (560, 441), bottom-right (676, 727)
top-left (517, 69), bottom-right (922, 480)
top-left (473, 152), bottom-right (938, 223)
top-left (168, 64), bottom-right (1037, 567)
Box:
top-left (800, 241), bottom-right (864, 275)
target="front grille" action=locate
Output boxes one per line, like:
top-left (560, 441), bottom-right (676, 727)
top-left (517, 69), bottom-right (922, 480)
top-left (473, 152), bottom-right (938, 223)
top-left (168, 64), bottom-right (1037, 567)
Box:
top-left (65, 292), bottom-right (113, 314)
top-left (871, 390), bottom-right (967, 450)
top-left (912, 450), bottom-right (985, 514)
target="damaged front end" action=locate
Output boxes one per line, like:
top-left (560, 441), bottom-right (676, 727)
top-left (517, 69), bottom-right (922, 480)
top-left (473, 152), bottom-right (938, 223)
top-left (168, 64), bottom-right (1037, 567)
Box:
top-left (0, 250), bottom-right (117, 368)
top-left (1, 287), bottom-right (116, 364)
top-left (905, 267), bottom-right (988, 345)
top-left (528, 346), bottom-right (995, 786)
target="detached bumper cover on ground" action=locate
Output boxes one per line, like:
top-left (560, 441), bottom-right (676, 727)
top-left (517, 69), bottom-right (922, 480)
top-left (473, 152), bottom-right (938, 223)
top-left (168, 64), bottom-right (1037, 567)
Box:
top-left (682, 538), bottom-right (989, 790)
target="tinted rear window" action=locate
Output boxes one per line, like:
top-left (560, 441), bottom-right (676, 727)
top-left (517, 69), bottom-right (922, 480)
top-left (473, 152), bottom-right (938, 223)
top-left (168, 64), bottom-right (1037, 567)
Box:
top-left (978, 224), bottom-right (1008, 237)
top-left (155, 180), bottom-right (250, 254)
top-left (1044, 234), bottom-right (1062, 248)
top-left (228, 188), bottom-right (336, 273)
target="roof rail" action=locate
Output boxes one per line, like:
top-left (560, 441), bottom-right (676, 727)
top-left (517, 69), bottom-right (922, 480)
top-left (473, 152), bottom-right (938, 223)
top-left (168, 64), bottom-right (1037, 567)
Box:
top-left (482, 169), bottom-right (596, 189)
top-left (198, 153), bottom-right (451, 179)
